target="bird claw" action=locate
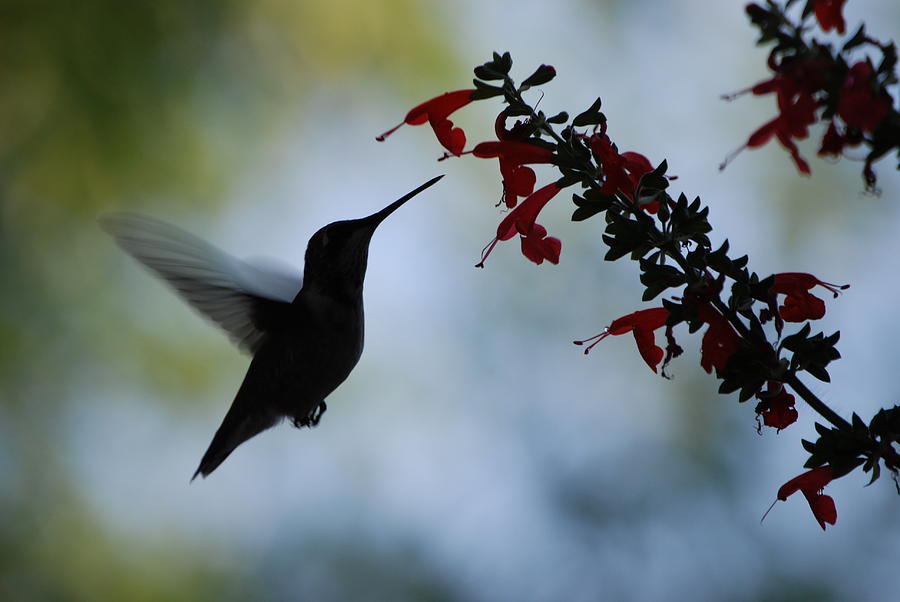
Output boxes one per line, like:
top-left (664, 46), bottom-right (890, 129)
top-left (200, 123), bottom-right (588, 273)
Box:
top-left (291, 401), bottom-right (327, 429)
top-left (310, 400), bottom-right (327, 426)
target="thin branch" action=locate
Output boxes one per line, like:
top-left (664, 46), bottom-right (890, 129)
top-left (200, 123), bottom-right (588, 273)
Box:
top-left (786, 373), bottom-right (852, 431)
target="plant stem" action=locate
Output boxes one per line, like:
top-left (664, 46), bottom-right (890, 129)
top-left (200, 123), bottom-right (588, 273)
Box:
top-left (520, 89), bottom-right (853, 436)
top-left (785, 373), bottom-right (852, 430)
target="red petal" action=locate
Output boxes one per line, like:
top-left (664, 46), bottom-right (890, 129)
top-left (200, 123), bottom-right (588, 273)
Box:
top-left (621, 151), bottom-right (653, 176)
top-left (751, 78), bottom-right (781, 96)
top-left (431, 119), bottom-right (466, 155)
top-left (472, 141), bottom-right (555, 164)
top-left (496, 222), bottom-right (517, 242)
top-left (520, 231), bottom-right (561, 265)
top-left (404, 90), bottom-right (475, 125)
top-left (376, 90), bottom-right (475, 153)
top-left (804, 491), bottom-right (837, 530)
top-left (480, 185), bottom-right (562, 268)
top-left (607, 308), bottom-right (670, 336)
top-left (779, 293), bottom-right (825, 322)
top-left (837, 62), bottom-right (891, 132)
top-left (506, 165), bottom-right (537, 200)
top-left (541, 236), bottom-right (561, 264)
top-left (814, 0), bottom-right (847, 34)
top-left (771, 273), bottom-right (819, 291)
top-left (818, 121), bottom-right (846, 157)
top-left (777, 466), bottom-right (834, 501)
top-left (494, 182), bottom-right (562, 239)
top-left (776, 131), bottom-right (811, 175)
top-left (697, 305), bottom-right (739, 374)
top-left (757, 387), bottom-right (799, 430)
top-left (632, 327), bottom-right (664, 372)
top-left (747, 120), bottom-right (779, 148)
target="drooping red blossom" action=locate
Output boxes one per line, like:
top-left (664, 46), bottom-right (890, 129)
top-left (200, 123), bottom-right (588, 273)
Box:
top-left (777, 465), bottom-right (837, 530)
top-left (376, 90), bottom-right (475, 156)
top-left (574, 307), bottom-right (670, 372)
top-left (738, 90), bottom-right (818, 173)
top-left (588, 125), bottom-right (658, 212)
top-left (755, 381), bottom-right (798, 430)
top-left (695, 304), bottom-right (740, 374)
top-left (769, 272), bottom-right (849, 322)
top-left (817, 119), bottom-right (864, 157)
top-left (722, 58), bottom-right (829, 174)
top-left (837, 62), bottom-right (892, 133)
top-left (814, 0), bottom-right (848, 34)
top-left (819, 120), bottom-right (844, 156)
top-left (519, 223), bottom-right (562, 265)
top-left (494, 111), bottom-right (532, 141)
top-left (472, 140), bottom-right (556, 208)
top-left (477, 182), bottom-right (563, 267)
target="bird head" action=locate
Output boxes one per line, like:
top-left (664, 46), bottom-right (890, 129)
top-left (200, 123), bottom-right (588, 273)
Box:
top-left (301, 176), bottom-right (443, 301)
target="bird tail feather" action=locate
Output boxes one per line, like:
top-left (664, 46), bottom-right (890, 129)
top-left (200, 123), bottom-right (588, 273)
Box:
top-left (191, 397), bottom-right (280, 481)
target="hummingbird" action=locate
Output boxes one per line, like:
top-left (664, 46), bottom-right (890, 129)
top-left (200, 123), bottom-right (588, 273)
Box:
top-left (101, 175), bottom-right (443, 480)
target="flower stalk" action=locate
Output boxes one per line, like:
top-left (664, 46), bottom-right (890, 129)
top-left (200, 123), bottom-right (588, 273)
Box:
top-left (376, 0), bottom-right (900, 530)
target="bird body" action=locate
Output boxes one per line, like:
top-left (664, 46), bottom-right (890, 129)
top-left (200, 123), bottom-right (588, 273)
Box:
top-left (102, 176), bottom-right (442, 479)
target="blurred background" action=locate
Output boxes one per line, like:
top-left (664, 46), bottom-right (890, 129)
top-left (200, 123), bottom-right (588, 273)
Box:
top-left (2, 0), bottom-right (899, 600)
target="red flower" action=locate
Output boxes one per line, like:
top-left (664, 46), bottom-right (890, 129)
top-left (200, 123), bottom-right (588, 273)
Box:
top-left (494, 111), bottom-right (532, 141)
top-left (520, 223), bottom-right (562, 265)
top-left (817, 119), bottom-right (864, 157)
top-left (696, 304), bottom-right (740, 374)
top-left (777, 466), bottom-right (837, 530)
top-left (589, 127), bottom-right (657, 210)
top-left (755, 381), bottom-right (798, 430)
top-left (752, 96), bottom-right (817, 174)
top-left (814, 0), bottom-right (847, 34)
top-left (574, 307), bottom-right (670, 372)
top-left (472, 140), bottom-right (556, 208)
top-left (377, 90), bottom-right (475, 156)
top-left (837, 62), bottom-right (892, 133)
top-left (770, 272), bottom-right (849, 322)
top-left (477, 182), bottom-right (562, 267)
top-left (722, 59), bottom-right (829, 174)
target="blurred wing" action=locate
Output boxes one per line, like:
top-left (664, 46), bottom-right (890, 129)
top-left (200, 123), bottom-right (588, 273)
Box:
top-left (100, 213), bottom-right (303, 354)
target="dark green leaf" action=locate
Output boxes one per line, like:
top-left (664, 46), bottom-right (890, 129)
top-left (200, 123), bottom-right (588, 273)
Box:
top-left (843, 24), bottom-right (868, 51)
top-left (474, 65), bottom-right (505, 81)
top-left (547, 111), bottom-right (569, 124)
top-left (471, 80), bottom-right (505, 100)
top-left (521, 64), bottom-right (556, 88)
top-left (572, 97), bottom-right (605, 127)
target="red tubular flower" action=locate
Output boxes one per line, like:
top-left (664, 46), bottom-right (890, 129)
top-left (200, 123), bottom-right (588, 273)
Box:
top-left (770, 272), bottom-right (849, 322)
top-left (519, 223), bottom-right (562, 265)
top-left (477, 182), bottom-right (562, 267)
top-left (574, 308), bottom-right (670, 372)
top-left (494, 112), bottom-right (531, 141)
top-left (746, 89), bottom-right (818, 174)
top-left (589, 129), bottom-right (656, 210)
top-left (818, 120), bottom-right (844, 156)
top-left (755, 381), bottom-right (798, 430)
top-left (377, 90), bottom-right (475, 156)
top-left (814, 0), bottom-right (847, 34)
top-left (722, 59), bottom-right (829, 174)
top-left (817, 119), bottom-right (861, 157)
top-left (777, 466), bottom-right (837, 530)
top-left (818, 119), bottom-right (865, 158)
top-left (837, 62), bottom-right (892, 133)
top-left (696, 304), bottom-right (740, 374)
top-left (472, 140), bottom-right (556, 208)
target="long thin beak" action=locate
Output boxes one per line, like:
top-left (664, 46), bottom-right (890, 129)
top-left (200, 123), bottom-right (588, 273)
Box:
top-left (362, 175), bottom-right (444, 227)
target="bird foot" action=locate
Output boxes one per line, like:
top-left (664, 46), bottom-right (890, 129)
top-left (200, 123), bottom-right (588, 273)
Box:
top-left (291, 401), bottom-right (327, 429)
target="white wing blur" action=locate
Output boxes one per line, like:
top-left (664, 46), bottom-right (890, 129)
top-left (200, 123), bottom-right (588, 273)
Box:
top-left (100, 213), bottom-right (303, 354)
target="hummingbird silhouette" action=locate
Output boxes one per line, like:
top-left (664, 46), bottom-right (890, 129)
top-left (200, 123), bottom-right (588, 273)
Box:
top-left (101, 176), bottom-right (443, 480)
